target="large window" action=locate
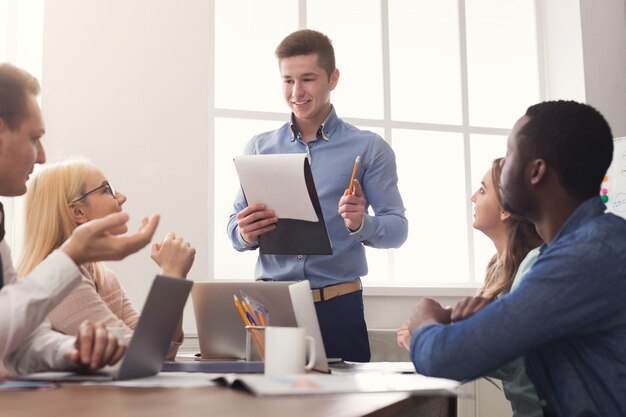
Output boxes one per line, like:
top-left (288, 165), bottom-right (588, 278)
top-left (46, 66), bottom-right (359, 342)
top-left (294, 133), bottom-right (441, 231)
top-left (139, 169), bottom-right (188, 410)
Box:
top-left (211, 0), bottom-right (542, 286)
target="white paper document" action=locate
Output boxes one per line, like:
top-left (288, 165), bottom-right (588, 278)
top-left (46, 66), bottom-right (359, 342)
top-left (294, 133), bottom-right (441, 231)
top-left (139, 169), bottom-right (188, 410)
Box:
top-left (214, 373), bottom-right (459, 397)
top-left (234, 154), bottom-right (319, 222)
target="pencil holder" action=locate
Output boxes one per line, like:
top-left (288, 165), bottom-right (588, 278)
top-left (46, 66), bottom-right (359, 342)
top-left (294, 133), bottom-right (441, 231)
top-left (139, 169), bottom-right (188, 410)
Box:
top-left (245, 325), bottom-right (266, 361)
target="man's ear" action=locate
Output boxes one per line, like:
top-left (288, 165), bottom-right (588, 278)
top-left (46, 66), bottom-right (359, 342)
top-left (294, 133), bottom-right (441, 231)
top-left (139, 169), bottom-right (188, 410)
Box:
top-left (68, 202), bottom-right (88, 225)
top-left (329, 68), bottom-right (340, 91)
top-left (529, 159), bottom-right (547, 185)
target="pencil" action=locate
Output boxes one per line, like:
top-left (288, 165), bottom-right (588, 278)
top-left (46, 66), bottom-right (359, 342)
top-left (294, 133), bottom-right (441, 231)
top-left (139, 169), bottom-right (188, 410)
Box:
top-left (346, 155), bottom-right (360, 195)
top-left (233, 295), bottom-right (251, 326)
top-left (255, 307), bottom-right (267, 326)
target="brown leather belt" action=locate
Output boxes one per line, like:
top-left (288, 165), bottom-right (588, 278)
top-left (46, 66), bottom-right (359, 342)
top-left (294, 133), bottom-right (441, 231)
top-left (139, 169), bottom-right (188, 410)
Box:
top-left (311, 278), bottom-right (362, 303)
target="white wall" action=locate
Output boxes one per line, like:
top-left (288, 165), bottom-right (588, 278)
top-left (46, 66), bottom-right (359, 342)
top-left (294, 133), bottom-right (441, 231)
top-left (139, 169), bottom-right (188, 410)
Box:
top-left (538, 0), bottom-right (586, 102)
top-left (538, 0), bottom-right (626, 137)
top-left (579, 0), bottom-right (626, 137)
top-left (41, 0), bottom-right (212, 332)
top-left (363, 287), bottom-right (475, 328)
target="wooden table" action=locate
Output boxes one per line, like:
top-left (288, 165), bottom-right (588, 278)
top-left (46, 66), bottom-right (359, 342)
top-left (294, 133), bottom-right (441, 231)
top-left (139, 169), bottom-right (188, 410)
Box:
top-left (1, 384), bottom-right (456, 417)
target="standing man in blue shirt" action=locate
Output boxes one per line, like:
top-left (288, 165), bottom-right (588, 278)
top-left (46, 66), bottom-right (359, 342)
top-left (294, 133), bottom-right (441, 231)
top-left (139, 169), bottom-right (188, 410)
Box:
top-left (228, 29), bottom-right (408, 362)
top-left (406, 101), bottom-right (626, 416)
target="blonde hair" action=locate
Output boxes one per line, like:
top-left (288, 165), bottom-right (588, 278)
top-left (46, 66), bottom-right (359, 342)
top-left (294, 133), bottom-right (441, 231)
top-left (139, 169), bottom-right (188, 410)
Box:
top-left (475, 158), bottom-right (542, 299)
top-left (17, 158), bottom-right (106, 288)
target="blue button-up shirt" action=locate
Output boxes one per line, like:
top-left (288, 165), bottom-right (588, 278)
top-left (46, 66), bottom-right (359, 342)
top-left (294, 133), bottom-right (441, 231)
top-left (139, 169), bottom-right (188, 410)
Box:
top-left (228, 107), bottom-right (408, 288)
top-left (410, 197), bottom-right (626, 417)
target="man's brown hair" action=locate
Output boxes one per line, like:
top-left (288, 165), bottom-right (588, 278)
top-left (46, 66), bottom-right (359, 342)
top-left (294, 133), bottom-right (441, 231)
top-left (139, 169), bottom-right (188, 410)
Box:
top-left (0, 63), bottom-right (41, 130)
top-left (275, 29), bottom-right (336, 80)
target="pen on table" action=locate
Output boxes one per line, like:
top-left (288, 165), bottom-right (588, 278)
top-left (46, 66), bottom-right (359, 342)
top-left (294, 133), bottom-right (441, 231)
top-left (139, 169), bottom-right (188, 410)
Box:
top-left (346, 155), bottom-right (360, 196)
top-left (233, 295), bottom-right (251, 325)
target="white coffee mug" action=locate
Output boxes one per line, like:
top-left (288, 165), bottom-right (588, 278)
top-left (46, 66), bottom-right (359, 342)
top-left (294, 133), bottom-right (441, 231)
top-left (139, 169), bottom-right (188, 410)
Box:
top-left (264, 326), bottom-right (316, 376)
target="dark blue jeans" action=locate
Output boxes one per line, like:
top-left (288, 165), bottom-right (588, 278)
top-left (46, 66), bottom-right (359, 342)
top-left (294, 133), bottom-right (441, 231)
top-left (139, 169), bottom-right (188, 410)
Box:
top-left (314, 290), bottom-right (370, 362)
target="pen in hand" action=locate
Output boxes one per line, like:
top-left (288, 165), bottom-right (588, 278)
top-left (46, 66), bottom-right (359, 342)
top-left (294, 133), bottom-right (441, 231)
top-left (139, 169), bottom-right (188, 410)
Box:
top-left (345, 156), bottom-right (361, 196)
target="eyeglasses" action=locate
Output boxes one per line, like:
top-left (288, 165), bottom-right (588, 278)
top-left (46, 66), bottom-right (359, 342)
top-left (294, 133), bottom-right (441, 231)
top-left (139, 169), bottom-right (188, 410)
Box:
top-left (71, 181), bottom-right (116, 203)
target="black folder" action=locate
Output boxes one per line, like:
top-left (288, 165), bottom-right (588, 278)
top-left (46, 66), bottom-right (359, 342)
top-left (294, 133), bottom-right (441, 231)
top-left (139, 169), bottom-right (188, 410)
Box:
top-left (238, 156), bottom-right (332, 255)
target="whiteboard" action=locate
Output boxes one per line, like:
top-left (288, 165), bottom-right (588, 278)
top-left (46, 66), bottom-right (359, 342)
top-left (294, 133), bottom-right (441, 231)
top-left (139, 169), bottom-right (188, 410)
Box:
top-left (602, 137), bottom-right (626, 219)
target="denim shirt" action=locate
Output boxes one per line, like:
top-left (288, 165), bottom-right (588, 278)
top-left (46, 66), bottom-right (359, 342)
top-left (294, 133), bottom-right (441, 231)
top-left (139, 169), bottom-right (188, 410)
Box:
top-left (411, 197), bottom-right (626, 417)
top-left (227, 106), bottom-right (408, 288)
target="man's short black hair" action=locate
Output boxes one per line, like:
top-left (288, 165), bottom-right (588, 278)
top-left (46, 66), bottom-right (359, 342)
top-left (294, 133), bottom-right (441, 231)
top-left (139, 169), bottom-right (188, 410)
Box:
top-left (519, 100), bottom-right (613, 201)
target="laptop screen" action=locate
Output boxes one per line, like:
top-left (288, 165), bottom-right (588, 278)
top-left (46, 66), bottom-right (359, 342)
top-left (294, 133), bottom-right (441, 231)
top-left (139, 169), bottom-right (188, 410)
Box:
top-left (117, 275), bottom-right (193, 380)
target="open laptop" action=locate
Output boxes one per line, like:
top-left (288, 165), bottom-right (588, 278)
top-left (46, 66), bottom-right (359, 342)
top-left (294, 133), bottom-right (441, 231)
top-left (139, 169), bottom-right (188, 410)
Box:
top-left (190, 281), bottom-right (298, 360)
top-left (19, 276), bottom-right (192, 382)
top-left (288, 280), bottom-right (330, 373)
top-left (166, 280), bottom-right (330, 374)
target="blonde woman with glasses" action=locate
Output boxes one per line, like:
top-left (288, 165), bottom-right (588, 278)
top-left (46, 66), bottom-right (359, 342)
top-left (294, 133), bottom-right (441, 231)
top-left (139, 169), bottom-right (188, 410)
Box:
top-left (18, 159), bottom-right (195, 360)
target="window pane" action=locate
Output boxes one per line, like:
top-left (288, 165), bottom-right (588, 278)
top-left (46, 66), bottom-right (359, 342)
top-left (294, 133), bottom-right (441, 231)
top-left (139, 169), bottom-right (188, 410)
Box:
top-left (469, 134), bottom-right (508, 283)
top-left (214, 117), bottom-right (284, 279)
top-left (469, 134), bottom-right (507, 192)
top-left (308, 0), bottom-right (383, 119)
top-left (215, 0), bottom-right (297, 113)
top-left (393, 130), bottom-right (469, 284)
top-left (389, 0), bottom-right (462, 125)
top-left (466, 0), bottom-right (539, 127)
